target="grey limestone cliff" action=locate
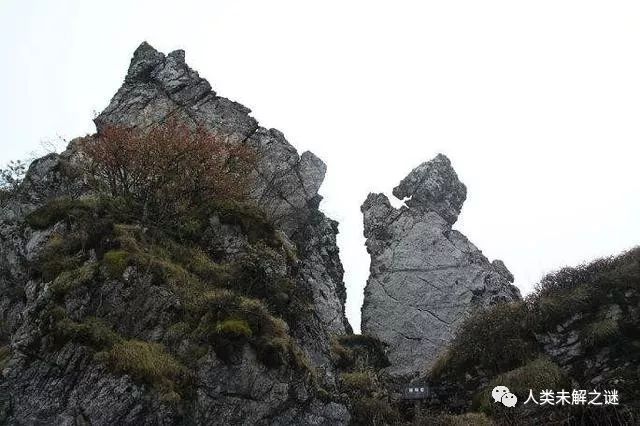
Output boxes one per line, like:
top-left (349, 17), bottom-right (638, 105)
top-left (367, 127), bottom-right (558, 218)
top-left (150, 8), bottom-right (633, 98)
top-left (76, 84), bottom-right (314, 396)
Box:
top-left (361, 154), bottom-right (521, 378)
top-left (0, 43), bottom-right (350, 425)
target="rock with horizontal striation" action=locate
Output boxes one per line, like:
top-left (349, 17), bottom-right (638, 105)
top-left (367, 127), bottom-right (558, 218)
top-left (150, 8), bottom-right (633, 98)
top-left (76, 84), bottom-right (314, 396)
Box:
top-left (361, 154), bottom-right (521, 378)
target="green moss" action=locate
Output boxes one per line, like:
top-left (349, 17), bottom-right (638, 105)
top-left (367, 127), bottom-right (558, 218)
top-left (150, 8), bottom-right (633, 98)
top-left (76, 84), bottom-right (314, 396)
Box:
top-left (582, 317), bottom-right (619, 348)
top-left (55, 317), bottom-right (122, 349)
top-left (165, 242), bottom-right (233, 284)
top-left (112, 224), bottom-right (143, 251)
top-left (103, 249), bottom-right (130, 278)
top-left (26, 194), bottom-right (309, 376)
top-left (339, 371), bottom-right (376, 394)
top-left (216, 319), bottom-right (253, 338)
top-left (106, 340), bottom-right (187, 396)
top-left (50, 263), bottom-right (97, 297)
top-left (474, 357), bottom-right (564, 413)
top-left (288, 342), bottom-right (315, 376)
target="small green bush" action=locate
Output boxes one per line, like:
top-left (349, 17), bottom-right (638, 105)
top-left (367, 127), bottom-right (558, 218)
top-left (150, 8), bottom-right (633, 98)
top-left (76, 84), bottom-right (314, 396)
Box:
top-left (528, 285), bottom-right (592, 331)
top-left (474, 357), bottom-right (564, 413)
top-left (330, 336), bottom-right (354, 368)
top-left (582, 317), bottom-right (619, 348)
top-left (216, 319), bottom-right (252, 338)
top-left (50, 263), bottom-right (97, 297)
top-left (55, 317), bottom-right (122, 349)
top-left (103, 249), bottom-right (129, 278)
top-left (339, 371), bottom-right (376, 394)
top-left (36, 232), bottom-right (89, 282)
top-left (438, 302), bottom-right (537, 378)
top-left (336, 334), bottom-right (390, 370)
top-left (25, 198), bottom-right (81, 229)
top-left (106, 340), bottom-right (187, 396)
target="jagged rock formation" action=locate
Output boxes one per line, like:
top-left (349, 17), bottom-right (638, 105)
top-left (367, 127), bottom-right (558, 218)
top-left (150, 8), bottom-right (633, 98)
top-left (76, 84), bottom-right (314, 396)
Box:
top-left (94, 42), bottom-right (351, 350)
top-left (361, 154), bottom-right (521, 377)
top-left (0, 43), bottom-right (350, 425)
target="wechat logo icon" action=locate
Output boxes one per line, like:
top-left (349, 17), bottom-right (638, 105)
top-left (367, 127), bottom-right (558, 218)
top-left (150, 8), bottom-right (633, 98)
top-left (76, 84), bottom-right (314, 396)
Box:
top-left (492, 385), bottom-right (518, 407)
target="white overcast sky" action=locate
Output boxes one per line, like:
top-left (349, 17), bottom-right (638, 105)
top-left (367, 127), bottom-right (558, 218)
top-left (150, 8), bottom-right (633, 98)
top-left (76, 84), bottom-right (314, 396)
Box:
top-left (1, 1), bottom-right (639, 332)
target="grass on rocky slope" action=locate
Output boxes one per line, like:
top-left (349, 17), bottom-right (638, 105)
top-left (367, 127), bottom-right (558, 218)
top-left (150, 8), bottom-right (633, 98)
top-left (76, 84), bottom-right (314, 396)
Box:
top-left (26, 196), bottom-right (316, 400)
top-left (427, 246), bottom-right (640, 423)
top-left (430, 246), bottom-right (640, 381)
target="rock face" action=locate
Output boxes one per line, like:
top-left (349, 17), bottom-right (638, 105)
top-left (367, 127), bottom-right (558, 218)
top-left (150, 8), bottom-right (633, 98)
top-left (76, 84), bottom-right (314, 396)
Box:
top-left (95, 43), bottom-right (351, 350)
top-left (0, 43), bottom-right (350, 425)
top-left (361, 154), bottom-right (521, 377)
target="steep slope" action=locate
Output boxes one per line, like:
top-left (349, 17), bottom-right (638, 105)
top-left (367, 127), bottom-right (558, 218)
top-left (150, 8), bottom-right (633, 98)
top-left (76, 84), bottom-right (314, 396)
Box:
top-left (426, 247), bottom-right (640, 424)
top-left (360, 154), bottom-right (521, 377)
top-left (0, 43), bottom-right (350, 425)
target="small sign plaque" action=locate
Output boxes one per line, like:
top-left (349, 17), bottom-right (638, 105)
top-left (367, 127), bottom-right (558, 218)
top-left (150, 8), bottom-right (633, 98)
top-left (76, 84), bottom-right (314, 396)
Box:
top-left (402, 384), bottom-right (429, 400)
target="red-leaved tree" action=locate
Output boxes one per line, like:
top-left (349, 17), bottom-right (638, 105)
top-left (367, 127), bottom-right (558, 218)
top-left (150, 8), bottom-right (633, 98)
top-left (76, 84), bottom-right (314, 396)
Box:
top-left (84, 119), bottom-right (256, 223)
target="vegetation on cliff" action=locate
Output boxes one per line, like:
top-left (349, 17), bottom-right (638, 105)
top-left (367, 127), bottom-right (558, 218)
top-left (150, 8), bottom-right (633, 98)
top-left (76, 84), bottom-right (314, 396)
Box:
top-left (15, 121), bottom-right (320, 404)
top-left (428, 247), bottom-right (640, 424)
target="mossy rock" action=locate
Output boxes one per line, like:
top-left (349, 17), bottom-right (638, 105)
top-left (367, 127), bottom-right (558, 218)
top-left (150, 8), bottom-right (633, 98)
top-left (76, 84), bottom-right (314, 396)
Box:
top-left (105, 340), bottom-right (187, 397)
top-left (216, 319), bottom-right (252, 338)
top-left (103, 249), bottom-right (130, 278)
top-left (339, 371), bottom-right (376, 394)
top-left (581, 317), bottom-right (619, 348)
top-left (55, 317), bottom-right (122, 349)
top-left (50, 263), bottom-right (97, 298)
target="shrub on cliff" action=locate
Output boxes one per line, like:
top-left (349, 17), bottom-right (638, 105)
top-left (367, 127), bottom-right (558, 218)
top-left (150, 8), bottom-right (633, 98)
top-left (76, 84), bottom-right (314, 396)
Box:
top-left (431, 301), bottom-right (537, 379)
top-left (83, 119), bottom-right (256, 224)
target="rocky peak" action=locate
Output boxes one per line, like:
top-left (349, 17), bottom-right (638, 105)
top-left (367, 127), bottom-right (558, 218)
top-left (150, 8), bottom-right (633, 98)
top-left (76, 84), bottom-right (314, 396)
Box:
top-left (96, 42), bottom-right (325, 238)
top-left (392, 153), bottom-right (467, 225)
top-left (361, 154), bottom-right (521, 378)
top-left (0, 42), bottom-right (350, 425)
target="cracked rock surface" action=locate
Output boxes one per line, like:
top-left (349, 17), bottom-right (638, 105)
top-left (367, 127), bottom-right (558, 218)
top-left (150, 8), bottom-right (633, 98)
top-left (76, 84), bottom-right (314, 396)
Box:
top-left (361, 154), bottom-right (521, 377)
top-left (0, 42), bottom-right (350, 425)
top-left (97, 42), bottom-right (352, 361)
